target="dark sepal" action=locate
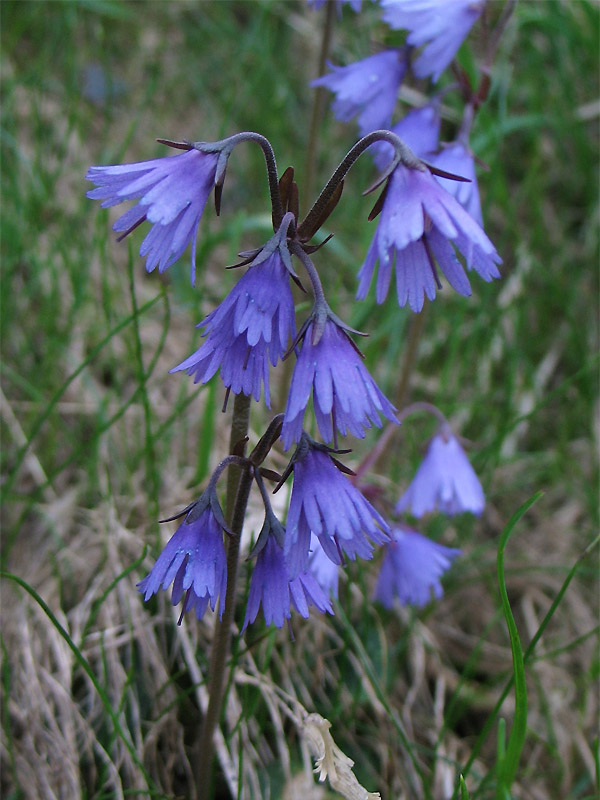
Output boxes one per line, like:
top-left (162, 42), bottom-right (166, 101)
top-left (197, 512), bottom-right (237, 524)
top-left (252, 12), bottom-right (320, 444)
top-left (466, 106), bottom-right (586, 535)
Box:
top-left (297, 180), bottom-right (344, 243)
top-left (156, 138), bottom-right (193, 151)
top-left (278, 167), bottom-right (295, 215)
top-left (423, 163), bottom-right (471, 182)
top-left (368, 182), bottom-right (390, 222)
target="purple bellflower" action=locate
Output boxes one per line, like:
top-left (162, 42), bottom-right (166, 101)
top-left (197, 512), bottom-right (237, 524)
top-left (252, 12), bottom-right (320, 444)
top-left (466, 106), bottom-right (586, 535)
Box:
top-left (396, 425), bottom-right (485, 516)
top-left (86, 147), bottom-right (219, 284)
top-left (311, 49), bottom-right (408, 137)
top-left (170, 218), bottom-right (296, 408)
top-left (380, 0), bottom-right (486, 83)
top-left (242, 535), bottom-right (333, 632)
top-left (283, 438), bottom-right (390, 578)
top-left (372, 103), bottom-right (441, 170)
top-left (431, 141), bottom-right (483, 226)
top-left (281, 315), bottom-right (398, 449)
top-left (308, 533), bottom-right (340, 599)
top-left (137, 501), bottom-right (227, 623)
top-left (374, 526), bottom-right (461, 608)
top-left (357, 162), bottom-right (501, 311)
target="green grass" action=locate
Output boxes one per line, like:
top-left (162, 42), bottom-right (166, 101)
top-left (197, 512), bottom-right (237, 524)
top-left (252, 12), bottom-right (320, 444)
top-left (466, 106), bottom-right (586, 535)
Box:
top-left (1, 1), bottom-right (598, 799)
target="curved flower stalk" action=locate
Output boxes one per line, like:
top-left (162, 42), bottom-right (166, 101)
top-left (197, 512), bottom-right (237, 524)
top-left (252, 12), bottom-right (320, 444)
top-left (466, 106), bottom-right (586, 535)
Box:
top-left (86, 147), bottom-right (220, 284)
top-left (380, 0), bottom-right (486, 83)
top-left (371, 103), bottom-right (441, 170)
top-left (171, 215), bottom-right (297, 407)
top-left (283, 436), bottom-right (390, 578)
top-left (242, 534), bottom-right (333, 631)
top-left (357, 162), bottom-right (501, 311)
top-left (281, 313), bottom-right (398, 449)
top-left (396, 423), bottom-right (485, 516)
top-left (311, 49), bottom-right (408, 137)
top-left (374, 526), bottom-right (461, 608)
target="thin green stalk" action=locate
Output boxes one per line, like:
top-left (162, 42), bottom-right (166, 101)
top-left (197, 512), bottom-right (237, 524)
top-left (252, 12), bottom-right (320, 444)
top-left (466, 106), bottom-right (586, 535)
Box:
top-left (197, 392), bottom-right (252, 800)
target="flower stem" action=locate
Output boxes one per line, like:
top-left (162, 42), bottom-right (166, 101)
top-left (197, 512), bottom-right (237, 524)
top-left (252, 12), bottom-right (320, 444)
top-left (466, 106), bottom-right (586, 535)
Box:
top-left (197, 392), bottom-right (253, 800)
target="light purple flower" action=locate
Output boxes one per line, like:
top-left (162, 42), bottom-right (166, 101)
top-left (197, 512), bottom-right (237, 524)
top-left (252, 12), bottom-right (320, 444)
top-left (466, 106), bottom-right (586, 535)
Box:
top-left (308, 533), bottom-right (340, 598)
top-left (380, 0), bottom-right (486, 82)
top-left (284, 440), bottom-right (390, 578)
top-left (137, 505), bottom-right (227, 622)
top-left (242, 536), bottom-right (333, 631)
top-left (374, 526), bottom-right (461, 608)
top-left (431, 141), bottom-right (483, 226)
top-left (396, 426), bottom-right (485, 516)
top-left (170, 235), bottom-right (296, 407)
top-left (357, 163), bottom-right (501, 311)
top-left (281, 317), bottom-right (397, 449)
top-left (311, 49), bottom-right (407, 137)
top-left (372, 104), bottom-right (441, 170)
top-left (86, 148), bottom-right (219, 284)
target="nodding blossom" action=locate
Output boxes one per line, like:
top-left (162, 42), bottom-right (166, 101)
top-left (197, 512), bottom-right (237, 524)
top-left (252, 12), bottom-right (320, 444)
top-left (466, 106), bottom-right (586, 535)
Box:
top-left (396, 426), bottom-right (485, 516)
top-left (242, 535), bottom-right (333, 631)
top-left (137, 503), bottom-right (227, 623)
top-left (380, 0), bottom-right (486, 82)
top-left (374, 526), bottom-right (461, 608)
top-left (281, 316), bottom-right (398, 449)
top-left (170, 226), bottom-right (296, 407)
top-left (86, 147), bottom-right (219, 284)
top-left (357, 162), bottom-right (501, 311)
top-left (311, 49), bottom-right (408, 137)
top-left (284, 438), bottom-right (390, 579)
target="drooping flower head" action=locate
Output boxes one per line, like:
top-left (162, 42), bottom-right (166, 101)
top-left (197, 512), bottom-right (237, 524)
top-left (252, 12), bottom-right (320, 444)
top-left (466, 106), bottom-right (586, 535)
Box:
top-left (396, 424), bottom-right (485, 516)
top-left (283, 436), bottom-right (390, 578)
top-left (137, 494), bottom-right (228, 623)
top-left (311, 49), bottom-right (408, 137)
top-left (170, 215), bottom-right (297, 407)
top-left (380, 0), bottom-right (486, 82)
top-left (372, 103), bottom-right (441, 170)
top-left (374, 526), bottom-right (461, 608)
top-left (357, 160), bottom-right (501, 311)
top-left (281, 311), bottom-right (398, 449)
top-left (86, 145), bottom-right (220, 284)
top-left (241, 535), bottom-right (333, 632)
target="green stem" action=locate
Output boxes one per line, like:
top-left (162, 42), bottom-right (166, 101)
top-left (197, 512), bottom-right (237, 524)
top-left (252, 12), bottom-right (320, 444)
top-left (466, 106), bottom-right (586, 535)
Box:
top-left (197, 392), bottom-right (252, 800)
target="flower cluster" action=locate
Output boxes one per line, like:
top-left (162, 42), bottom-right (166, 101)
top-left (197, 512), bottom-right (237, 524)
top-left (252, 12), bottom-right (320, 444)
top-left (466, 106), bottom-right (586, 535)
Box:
top-left (86, 2), bottom-right (498, 630)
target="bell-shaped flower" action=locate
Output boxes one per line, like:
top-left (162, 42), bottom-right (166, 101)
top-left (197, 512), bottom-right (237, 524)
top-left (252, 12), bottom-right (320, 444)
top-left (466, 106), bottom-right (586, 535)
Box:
top-left (311, 49), bottom-right (407, 137)
top-left (357, 162), bottom-right (501, 311)
top-left (374, 526), bottom-right (461, 608)
top-left (396, 425), bottom-right (485, 516)
top-left (283, 437), bottom-right (390, 578)
top-left (380, 0), bottom-right (486, 83)
top-left (281, 313), bottom-right (397, 449)
top-left (241, 535), bottom-right (333, 631)
top-left (170, 218), bottom-right (296, 407)
top-left (86, 146), bottom-right (219, 283)
top-left (137, 496), bottom-right (228, 623)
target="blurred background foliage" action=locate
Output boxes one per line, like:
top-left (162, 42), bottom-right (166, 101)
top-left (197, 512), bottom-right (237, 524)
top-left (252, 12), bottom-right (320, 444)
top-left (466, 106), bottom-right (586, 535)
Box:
top-left (1, 2), bottom-right (598, 799)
